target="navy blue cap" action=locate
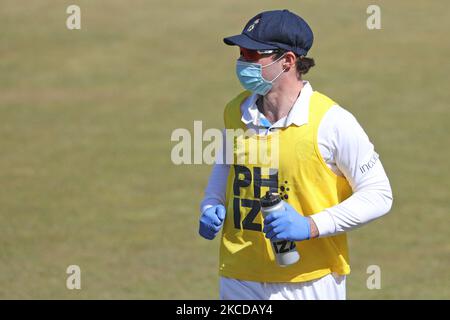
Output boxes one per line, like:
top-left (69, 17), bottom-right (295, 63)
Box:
top-left (224, 10), bottom-right (314, 56)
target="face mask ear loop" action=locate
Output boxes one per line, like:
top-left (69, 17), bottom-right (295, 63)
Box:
top-left (268, 66), bottom-right (287, 83)
top-left (261, 53), bottom-right (286, 69)
top-left (262, 53), bottom-right (287, 83)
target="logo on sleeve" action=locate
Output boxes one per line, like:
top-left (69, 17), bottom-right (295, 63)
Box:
top-left (359, 152), bottom-right (379, 174)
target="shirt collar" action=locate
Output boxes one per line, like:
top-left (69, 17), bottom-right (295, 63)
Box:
top-left (240, 81), bottom-right (313, 128)
top-left (240, 94), bottom-right (259, 125)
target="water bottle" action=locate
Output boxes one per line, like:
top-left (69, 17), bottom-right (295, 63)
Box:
top-left (260, 191), bottom-right (300, 267)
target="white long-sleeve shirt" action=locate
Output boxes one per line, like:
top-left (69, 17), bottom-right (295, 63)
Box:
top-left (200, 81), bottom-right (393, 237)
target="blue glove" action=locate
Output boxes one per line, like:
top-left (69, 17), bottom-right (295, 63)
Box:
top-left (263, 202), bottom-right (311, 242)
top-left (199, 205), bottom-right (226, 240)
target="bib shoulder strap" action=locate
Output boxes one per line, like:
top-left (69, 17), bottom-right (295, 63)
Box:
top-left (308, 91), bottom-right (337, 126)
top-left (223, 91), bottom-right (252, 130)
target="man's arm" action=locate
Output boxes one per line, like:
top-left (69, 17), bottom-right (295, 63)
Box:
top-left (199, 130), bottom-right (230, 214)
top-left (310, 105), bottom-right (393, 237)
top-left (199, 163), bottom-right (229, 213)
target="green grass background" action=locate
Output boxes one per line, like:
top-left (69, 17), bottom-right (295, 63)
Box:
top-left (0, 0), bottom-right (449, 299)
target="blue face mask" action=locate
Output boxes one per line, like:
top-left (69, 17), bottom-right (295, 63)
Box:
top-left (235, 54), bottom-right (286, 96)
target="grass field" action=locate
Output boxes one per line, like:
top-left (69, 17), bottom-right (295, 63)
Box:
top-left (0, 0), bottom-right (449, 299)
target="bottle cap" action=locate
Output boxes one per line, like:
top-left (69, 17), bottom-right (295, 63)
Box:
top-left (260, 191), bottom-right (282, 208)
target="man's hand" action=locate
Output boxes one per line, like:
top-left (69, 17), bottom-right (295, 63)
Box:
top-left (263, 202), bottom-right (314, 242)
top-left (199, 205), bottom-right (226, 240)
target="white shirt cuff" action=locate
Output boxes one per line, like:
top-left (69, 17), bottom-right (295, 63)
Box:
top-left (310, 210), bottom-right (337, 237)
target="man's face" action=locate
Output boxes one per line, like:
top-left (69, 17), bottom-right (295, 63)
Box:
top-left (238, 47), bottom-right (285, 82)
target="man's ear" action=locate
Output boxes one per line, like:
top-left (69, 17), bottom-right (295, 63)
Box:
top-left (283, 52), bottom-right (297, 70)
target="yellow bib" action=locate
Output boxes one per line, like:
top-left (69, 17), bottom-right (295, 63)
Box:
top-left (219, 90), bottom-right (353, 283)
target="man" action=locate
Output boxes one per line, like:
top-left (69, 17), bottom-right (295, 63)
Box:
top-left (199, 9), bottom-right (393, 300)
